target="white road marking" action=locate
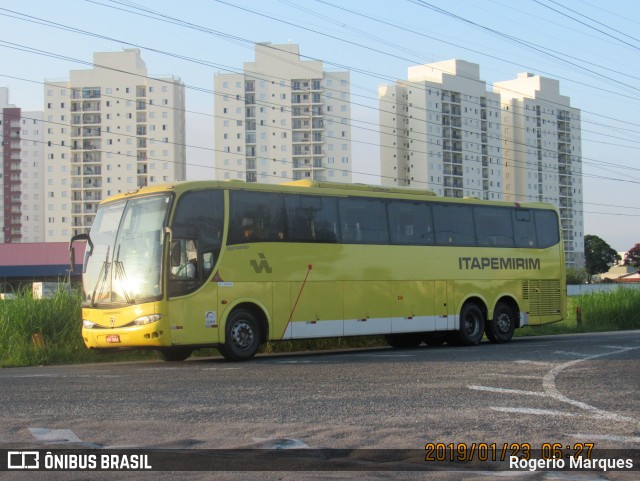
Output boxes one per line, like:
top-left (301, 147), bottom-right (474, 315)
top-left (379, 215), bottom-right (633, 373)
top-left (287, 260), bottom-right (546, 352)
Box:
top-left (468, 385), bottom-right (546, 397)
top-left (29, 428), bottom-right (82, 444)
top-left (491, 407), bottom-right (576, 417)
top-left (483, 374), bottom-right (541, 380)
top-left (515, 360), bottom-right (555, 367)
top-left (542, 346), bottom-right (639, 424)
top-left (474, 346), bottom-right (640, 424)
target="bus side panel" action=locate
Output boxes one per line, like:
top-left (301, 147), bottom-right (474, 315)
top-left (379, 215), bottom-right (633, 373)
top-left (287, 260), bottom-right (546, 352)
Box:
top-left (272, 282), bottom-right (292, 340)
top-left (390, 280), bottom-right (439, 333)
top-left (343, 281), bottom-right (391, 335)
top-left (285, 281), bottom-right (344, 339)
top-left (168, 283), bottom-right (220, 346)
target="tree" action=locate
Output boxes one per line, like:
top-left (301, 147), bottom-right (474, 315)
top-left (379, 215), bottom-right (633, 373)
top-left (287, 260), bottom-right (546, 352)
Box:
top-left (624, 243), bottom-right (640, 269)
top-left (584, 234), bottom-right (621, 283)
top-left (565, 267), bottom-right (587, 285)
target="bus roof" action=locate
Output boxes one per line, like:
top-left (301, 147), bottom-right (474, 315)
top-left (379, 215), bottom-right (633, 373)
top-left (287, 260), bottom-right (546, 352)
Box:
top-left (102, 179), bottom-right (558, 211)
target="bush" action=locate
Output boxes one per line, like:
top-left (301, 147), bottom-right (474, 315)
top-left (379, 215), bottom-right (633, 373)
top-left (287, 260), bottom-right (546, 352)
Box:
top-left (0, 285), bottom-right (84, 367)
top-left (565, 267), bottom-right (587, 285)
top-left (576, 287), bottom-right (640, 331)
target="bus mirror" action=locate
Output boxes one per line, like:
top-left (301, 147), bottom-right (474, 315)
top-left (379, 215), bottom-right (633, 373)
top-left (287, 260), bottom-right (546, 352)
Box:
top-left (69, 233), bottom-right (91, 273)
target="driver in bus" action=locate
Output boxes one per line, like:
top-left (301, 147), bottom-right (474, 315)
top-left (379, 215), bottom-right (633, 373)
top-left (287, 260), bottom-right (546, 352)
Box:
top-left (170, 240), bottom-right (196, 279)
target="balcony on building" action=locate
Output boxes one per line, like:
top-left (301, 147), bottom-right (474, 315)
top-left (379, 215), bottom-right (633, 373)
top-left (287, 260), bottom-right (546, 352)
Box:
top-left (84, 178), bottom-right (102, 188)
top-left (82, 113), bottom-right (101, 124)
top-left (292, 119), bottom-right (310, 130)
top-left (82, 88), bottom-right (100, 99)
top-left (292, 107), bottom-right (310, 117)
top-left (77, 139), bottom-right (101, 150)
top-left (443, 188), bottom-right (463, 198)
top-left (443, 165), bottom-right (463, 176)
top-left (83, 127), bottom-right (101, 137)
top-left (82, 166), bottom-right (102, 176)
top-left (82, 100), bottom-right (100, 112)
top-left (136, 86), bottom-right (146, 97)
top-left (443, 177), bottom-right (463, 188)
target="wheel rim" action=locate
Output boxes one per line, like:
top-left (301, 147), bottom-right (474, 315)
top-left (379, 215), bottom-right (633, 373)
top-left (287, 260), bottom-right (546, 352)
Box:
top-left (231, 320), bottom-right (255, 350)
top-left (496, 312), bottom-right (511, 334)
top-left (464, 312), bottom-right (481, 337)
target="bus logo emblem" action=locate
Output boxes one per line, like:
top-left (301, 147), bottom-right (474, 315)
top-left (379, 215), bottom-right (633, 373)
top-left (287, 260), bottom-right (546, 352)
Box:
top-left (109, 316), bottom-right (116, 327)
top-left (250, 253), bottom-right (272, 274)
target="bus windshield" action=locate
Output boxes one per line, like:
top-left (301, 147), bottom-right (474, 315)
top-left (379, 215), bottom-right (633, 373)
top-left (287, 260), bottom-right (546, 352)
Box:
top-left (82, 194), bottom-right (171, 307)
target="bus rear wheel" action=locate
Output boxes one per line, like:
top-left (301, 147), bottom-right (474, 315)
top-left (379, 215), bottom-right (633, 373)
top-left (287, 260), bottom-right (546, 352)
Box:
top-left (485, 302), bottom-right (516, 343)
top-left (455, 303), bottom-right (485, 346)
top-left (220, 309), bottom-right (261, 361)
top-left (385, 333), bottom-right (422, 349)
top-left (157, 347), bottom-right (193, 362)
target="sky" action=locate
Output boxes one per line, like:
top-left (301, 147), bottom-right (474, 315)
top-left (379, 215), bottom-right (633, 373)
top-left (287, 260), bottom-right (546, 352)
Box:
top-left (0, 0), bottom-right (638, 252)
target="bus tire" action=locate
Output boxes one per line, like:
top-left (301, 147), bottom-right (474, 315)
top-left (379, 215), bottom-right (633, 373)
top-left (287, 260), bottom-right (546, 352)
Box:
top-left (385, 333), bottom-right (422, 349)
top-left (423, 332), bottom-right (447, 347)
top-left (485, 302), bottom-right (516, 343)
top-left (220, 309), bottom-right (261, 361)
top-left (157, 347), bottom-right (193, 362)
top-left (455, 303), bottom-right (485, 346)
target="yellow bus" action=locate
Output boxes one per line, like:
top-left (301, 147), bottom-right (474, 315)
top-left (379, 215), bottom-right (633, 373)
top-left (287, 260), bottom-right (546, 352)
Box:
top-left (70, 180), bottom-right (566, 361)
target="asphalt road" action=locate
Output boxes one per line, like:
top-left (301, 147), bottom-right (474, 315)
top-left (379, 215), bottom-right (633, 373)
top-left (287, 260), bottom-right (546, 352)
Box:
top-left (1, 330), bottom-right (639, 480)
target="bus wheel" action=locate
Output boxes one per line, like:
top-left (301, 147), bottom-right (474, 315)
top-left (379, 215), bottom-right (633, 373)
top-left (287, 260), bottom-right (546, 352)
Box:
top-left (220, 309), bottom-right (261, 361)
top-left (385, 333), bottom-right (422, 349)
top-left (485, 302), bottom-right (516, 343)
top-left (423, 332), bottom-right (447, 347)
top-left (157, 347), bottom-right (193, 362)
top-left (455, 303), bottom-right (485, 346)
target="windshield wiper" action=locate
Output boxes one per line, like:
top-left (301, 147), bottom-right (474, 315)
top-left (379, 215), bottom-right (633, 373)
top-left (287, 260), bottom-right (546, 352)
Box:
top-left (90, 245), bottom-right (110, 307)
top-left (114, 244), bottom-right (134, 304)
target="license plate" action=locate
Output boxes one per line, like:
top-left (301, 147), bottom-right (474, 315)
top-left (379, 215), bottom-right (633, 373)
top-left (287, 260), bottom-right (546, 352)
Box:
top-left (106, 334), bottom-right (120, 343)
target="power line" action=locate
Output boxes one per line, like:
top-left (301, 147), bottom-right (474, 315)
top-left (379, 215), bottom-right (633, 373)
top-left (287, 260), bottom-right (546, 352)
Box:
top-left (1, 3), bottom-right (636, 216)
top-left (1, 23), bottom-right (638, 195)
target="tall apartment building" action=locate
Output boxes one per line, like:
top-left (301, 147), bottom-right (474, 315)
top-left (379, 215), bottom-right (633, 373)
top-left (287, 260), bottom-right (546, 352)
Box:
top-left (494, 73), bottom-right (584, 267)
top-left (1, 87), bottom-right (45, 243)
top-left (379, 60), bottom-right (504, 200)
top-left (44, 49), bottom-right (186, 241)
top-left (214, 43), bottom-right (351, 184)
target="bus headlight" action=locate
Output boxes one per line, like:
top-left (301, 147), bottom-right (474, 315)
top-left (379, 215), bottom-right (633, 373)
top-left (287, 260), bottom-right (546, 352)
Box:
top-left (133, 314), bottom-right (162, 325)
top-left (83, 320), bottom-right (96, 329)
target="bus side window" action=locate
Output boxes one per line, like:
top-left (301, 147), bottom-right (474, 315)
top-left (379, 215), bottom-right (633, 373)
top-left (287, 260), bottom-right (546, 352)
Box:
top-left (433, 204), bottom-right (475, 246)
top-left (475, 206), bottom-right (514, 247)
top-left (229, 191), bottom-right (285, 244)
top-left (388, 200), bottom-right (433, 245)
top-left (534, 210), bottom-right (560, 248)
top-left (285, 194), bottom-right (338, 243)
top-left (338, 197), bottom-right (388, 244)
top-left (513, 209), bottom-right (537, 248)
